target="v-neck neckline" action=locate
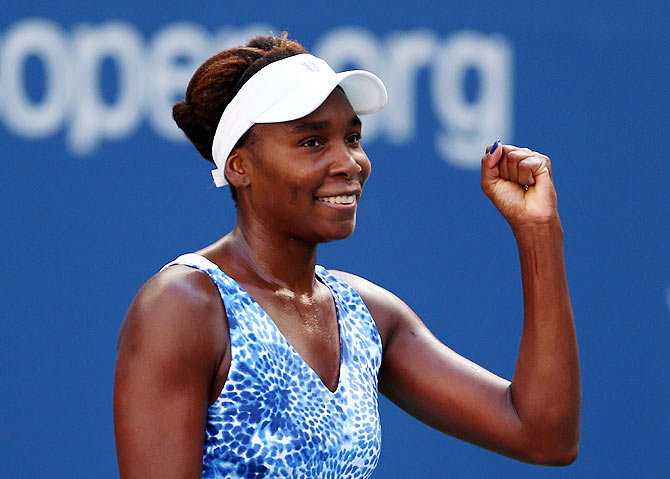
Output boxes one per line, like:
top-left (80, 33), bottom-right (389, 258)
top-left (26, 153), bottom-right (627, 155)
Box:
top-left (227, 266), bottom-right (345, 395)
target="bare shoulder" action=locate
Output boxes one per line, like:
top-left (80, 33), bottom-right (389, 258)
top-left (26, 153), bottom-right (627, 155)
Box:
top-left (330, 270), bottom-right (402, 308)
top-left (117, 265), bottom-right (227, 374)
top-left (329, 270), bottom-right (415, 347)
top-left (115, 266), bottom-right (227, 477)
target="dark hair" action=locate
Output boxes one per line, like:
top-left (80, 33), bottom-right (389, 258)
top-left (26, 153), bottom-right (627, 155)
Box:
top-left (172, 33), bottom-right (309, 205)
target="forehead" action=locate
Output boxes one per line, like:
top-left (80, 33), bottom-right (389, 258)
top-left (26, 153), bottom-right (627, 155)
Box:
top-left (267, 88), bottom-right (360, 134)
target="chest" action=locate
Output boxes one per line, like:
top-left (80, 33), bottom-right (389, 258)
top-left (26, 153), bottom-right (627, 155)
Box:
top-left (206, 272), bottom-right (383, 478)
top-left (243, 282), bottom-right (341, 392)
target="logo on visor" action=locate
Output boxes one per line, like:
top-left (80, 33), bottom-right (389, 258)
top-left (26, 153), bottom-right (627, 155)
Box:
top-left (302, 61), bottom-right (320, 72)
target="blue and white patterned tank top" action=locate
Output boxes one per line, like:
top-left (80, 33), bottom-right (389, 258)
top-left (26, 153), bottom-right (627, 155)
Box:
top-left (162, 253), bottom-right (383, 479)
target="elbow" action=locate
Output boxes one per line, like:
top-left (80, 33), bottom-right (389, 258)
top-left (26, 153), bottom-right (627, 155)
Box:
top-left (525, 440), bottom-right (579, 466)
top-left (539, 446), bottom-right (579, 467)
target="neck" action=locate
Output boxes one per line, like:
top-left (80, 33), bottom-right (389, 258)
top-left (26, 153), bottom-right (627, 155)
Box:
top-left (216, 215), bottom-right (319, 295)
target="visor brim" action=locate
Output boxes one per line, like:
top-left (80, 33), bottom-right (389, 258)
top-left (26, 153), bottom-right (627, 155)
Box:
top-left (255, 70), bottom-right (387, 124)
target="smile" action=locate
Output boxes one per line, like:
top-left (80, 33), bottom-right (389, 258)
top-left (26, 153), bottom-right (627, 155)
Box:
top-left (316, 195), bottom-right (357, 205)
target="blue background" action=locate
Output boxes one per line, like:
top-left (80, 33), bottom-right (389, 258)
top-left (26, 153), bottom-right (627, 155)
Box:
top-left (2, 1), bottom-right (668, 477)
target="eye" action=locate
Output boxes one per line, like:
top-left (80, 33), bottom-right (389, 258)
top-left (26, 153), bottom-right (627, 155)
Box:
top-left (346, 133), bottom-right (362, 145)
top-left (301, 138), bottom-right (323, 148)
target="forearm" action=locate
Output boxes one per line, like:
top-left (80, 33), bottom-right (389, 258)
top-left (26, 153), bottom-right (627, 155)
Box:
top-left (509, 218), bottom-right (580, 462)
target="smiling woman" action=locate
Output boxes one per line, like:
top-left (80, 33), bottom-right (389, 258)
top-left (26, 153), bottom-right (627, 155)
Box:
top-left (113, 33), bottom-right (580, 479)
top-left (229, 91), bottom-right (370, 244)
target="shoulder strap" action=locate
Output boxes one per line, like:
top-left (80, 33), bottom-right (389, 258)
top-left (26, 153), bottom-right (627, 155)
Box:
top-left (160, 253), bottom-right (253, 335)
top-left (160, 253), bottom-right (220, 273)
top-left (160, 253), bottom-right (244, 301)
top-left (315, 265), bottom-right (364, 306)
top-left (316, 265), bottom-right (383, 355)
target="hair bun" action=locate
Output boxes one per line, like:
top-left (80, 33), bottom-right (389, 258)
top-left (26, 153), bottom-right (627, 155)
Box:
top-left (172, 100), bottom-right (195, 129)
top-left (173, 99), bottom-right (214, 161)
top-left (172, 34), bottom-right (308, 169)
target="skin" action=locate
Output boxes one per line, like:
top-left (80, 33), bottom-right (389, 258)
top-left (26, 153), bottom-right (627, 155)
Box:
top-left (114, 89), bottom-right (580, 478)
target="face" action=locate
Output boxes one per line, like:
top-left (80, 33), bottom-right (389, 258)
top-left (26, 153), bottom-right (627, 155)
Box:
top-left (233, 88), bottom-right (371, 244)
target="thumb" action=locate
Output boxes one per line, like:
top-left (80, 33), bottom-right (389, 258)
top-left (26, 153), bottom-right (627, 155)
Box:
top-left (481, 139), bottom-right (502, 185)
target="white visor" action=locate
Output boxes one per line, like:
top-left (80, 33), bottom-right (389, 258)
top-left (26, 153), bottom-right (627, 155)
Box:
top-left (210, 53), bottom-right (388, 187)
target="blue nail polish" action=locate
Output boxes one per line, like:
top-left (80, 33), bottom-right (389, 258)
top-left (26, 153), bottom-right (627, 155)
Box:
top-left (490, 139), bottom-right (500, 155)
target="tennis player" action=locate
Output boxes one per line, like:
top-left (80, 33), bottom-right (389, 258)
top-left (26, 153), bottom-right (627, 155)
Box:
top-left (114, 34), bottom-right (580, 479)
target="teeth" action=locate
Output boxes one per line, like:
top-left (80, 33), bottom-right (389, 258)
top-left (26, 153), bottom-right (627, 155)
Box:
top-left (317, 195), bottom-right (356, 204)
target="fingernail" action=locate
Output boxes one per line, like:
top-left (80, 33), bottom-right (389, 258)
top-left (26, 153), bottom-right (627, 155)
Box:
top-left (490, 139), bottom-right (501, 155)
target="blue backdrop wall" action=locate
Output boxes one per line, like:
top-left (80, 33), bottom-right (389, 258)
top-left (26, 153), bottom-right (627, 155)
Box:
top-left (2, 1), bottom-right (668, 477)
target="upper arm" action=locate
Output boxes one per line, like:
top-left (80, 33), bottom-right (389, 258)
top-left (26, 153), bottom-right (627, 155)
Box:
top-left (332, 271), bottom-right (532, 462)
top-left (114, 266), bottom-right (227, 479)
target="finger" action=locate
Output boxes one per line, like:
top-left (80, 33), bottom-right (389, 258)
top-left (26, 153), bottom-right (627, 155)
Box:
top-left (496, 143), bottom-right (538, 182)
top-left (506, 147), bottom-right (534, 165)
top-left (507, 147), bottom-right (549, 166)
top-left (500, 144), bottom-right (524, 153)
top-left (531, 155), bottom-right (551, 182)
top-left (532, 160), bottom-right (554, 197)
top-left (508, 148), bottom-right (547, 184)
top-left (518, 156), bottom-right (544, 185)
top-left (481, 139), bottom-right (501, 173)
top-left (509, 149), bottom-right (538, 185)
top-left (481, 139), bottom-right (502, 194)
top-left (507, 147), bottom-right (523, 184)
top-left (545, 156), bottom-right (553, 180)
top-left (482, 139), bottom-right (502, 167)
top-left (498, 147), bottom-right (510, 180)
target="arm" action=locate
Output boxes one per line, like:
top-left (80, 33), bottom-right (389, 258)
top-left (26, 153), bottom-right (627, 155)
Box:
top-left (483, 142), bottom-right (580, 463)
top-left (113, 266), bottom-right (228, 478)
top-left (338, 142), bottom-right (580, 465)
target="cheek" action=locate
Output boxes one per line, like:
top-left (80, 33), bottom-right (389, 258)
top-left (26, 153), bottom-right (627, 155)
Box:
top-left (252, 152), bottom-right (303, 203)
top-left (278, 170), bottom-right (317, 208)
top-left (360, 155), bottom-right (372, 184)
top-left (288, 184), bottom-right (303, 203)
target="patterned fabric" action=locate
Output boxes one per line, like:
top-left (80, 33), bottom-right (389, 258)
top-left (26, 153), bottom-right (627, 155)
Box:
top-left (161, 253), bottom-right (383, 479)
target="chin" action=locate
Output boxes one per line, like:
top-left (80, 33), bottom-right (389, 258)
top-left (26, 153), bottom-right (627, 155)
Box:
top-left (317, 220), bottom-right (357, 243)
top-left (321, 232), bottom-right (354, 243)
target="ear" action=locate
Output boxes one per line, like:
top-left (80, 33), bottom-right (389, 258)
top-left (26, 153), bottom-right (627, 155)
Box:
top-left (224, 149), bottom-right (251, 189)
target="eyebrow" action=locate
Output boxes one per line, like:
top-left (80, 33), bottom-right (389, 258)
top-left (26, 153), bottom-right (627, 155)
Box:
top-left (289, 116), bottom-right (361, 134)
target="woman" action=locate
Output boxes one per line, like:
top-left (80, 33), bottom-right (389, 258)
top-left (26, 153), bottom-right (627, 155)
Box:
top-left (114, 34), bottom-right (580, 478)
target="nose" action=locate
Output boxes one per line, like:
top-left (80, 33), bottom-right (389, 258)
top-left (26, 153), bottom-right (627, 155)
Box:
top-left (329, 144), bottom-right (366, 179)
